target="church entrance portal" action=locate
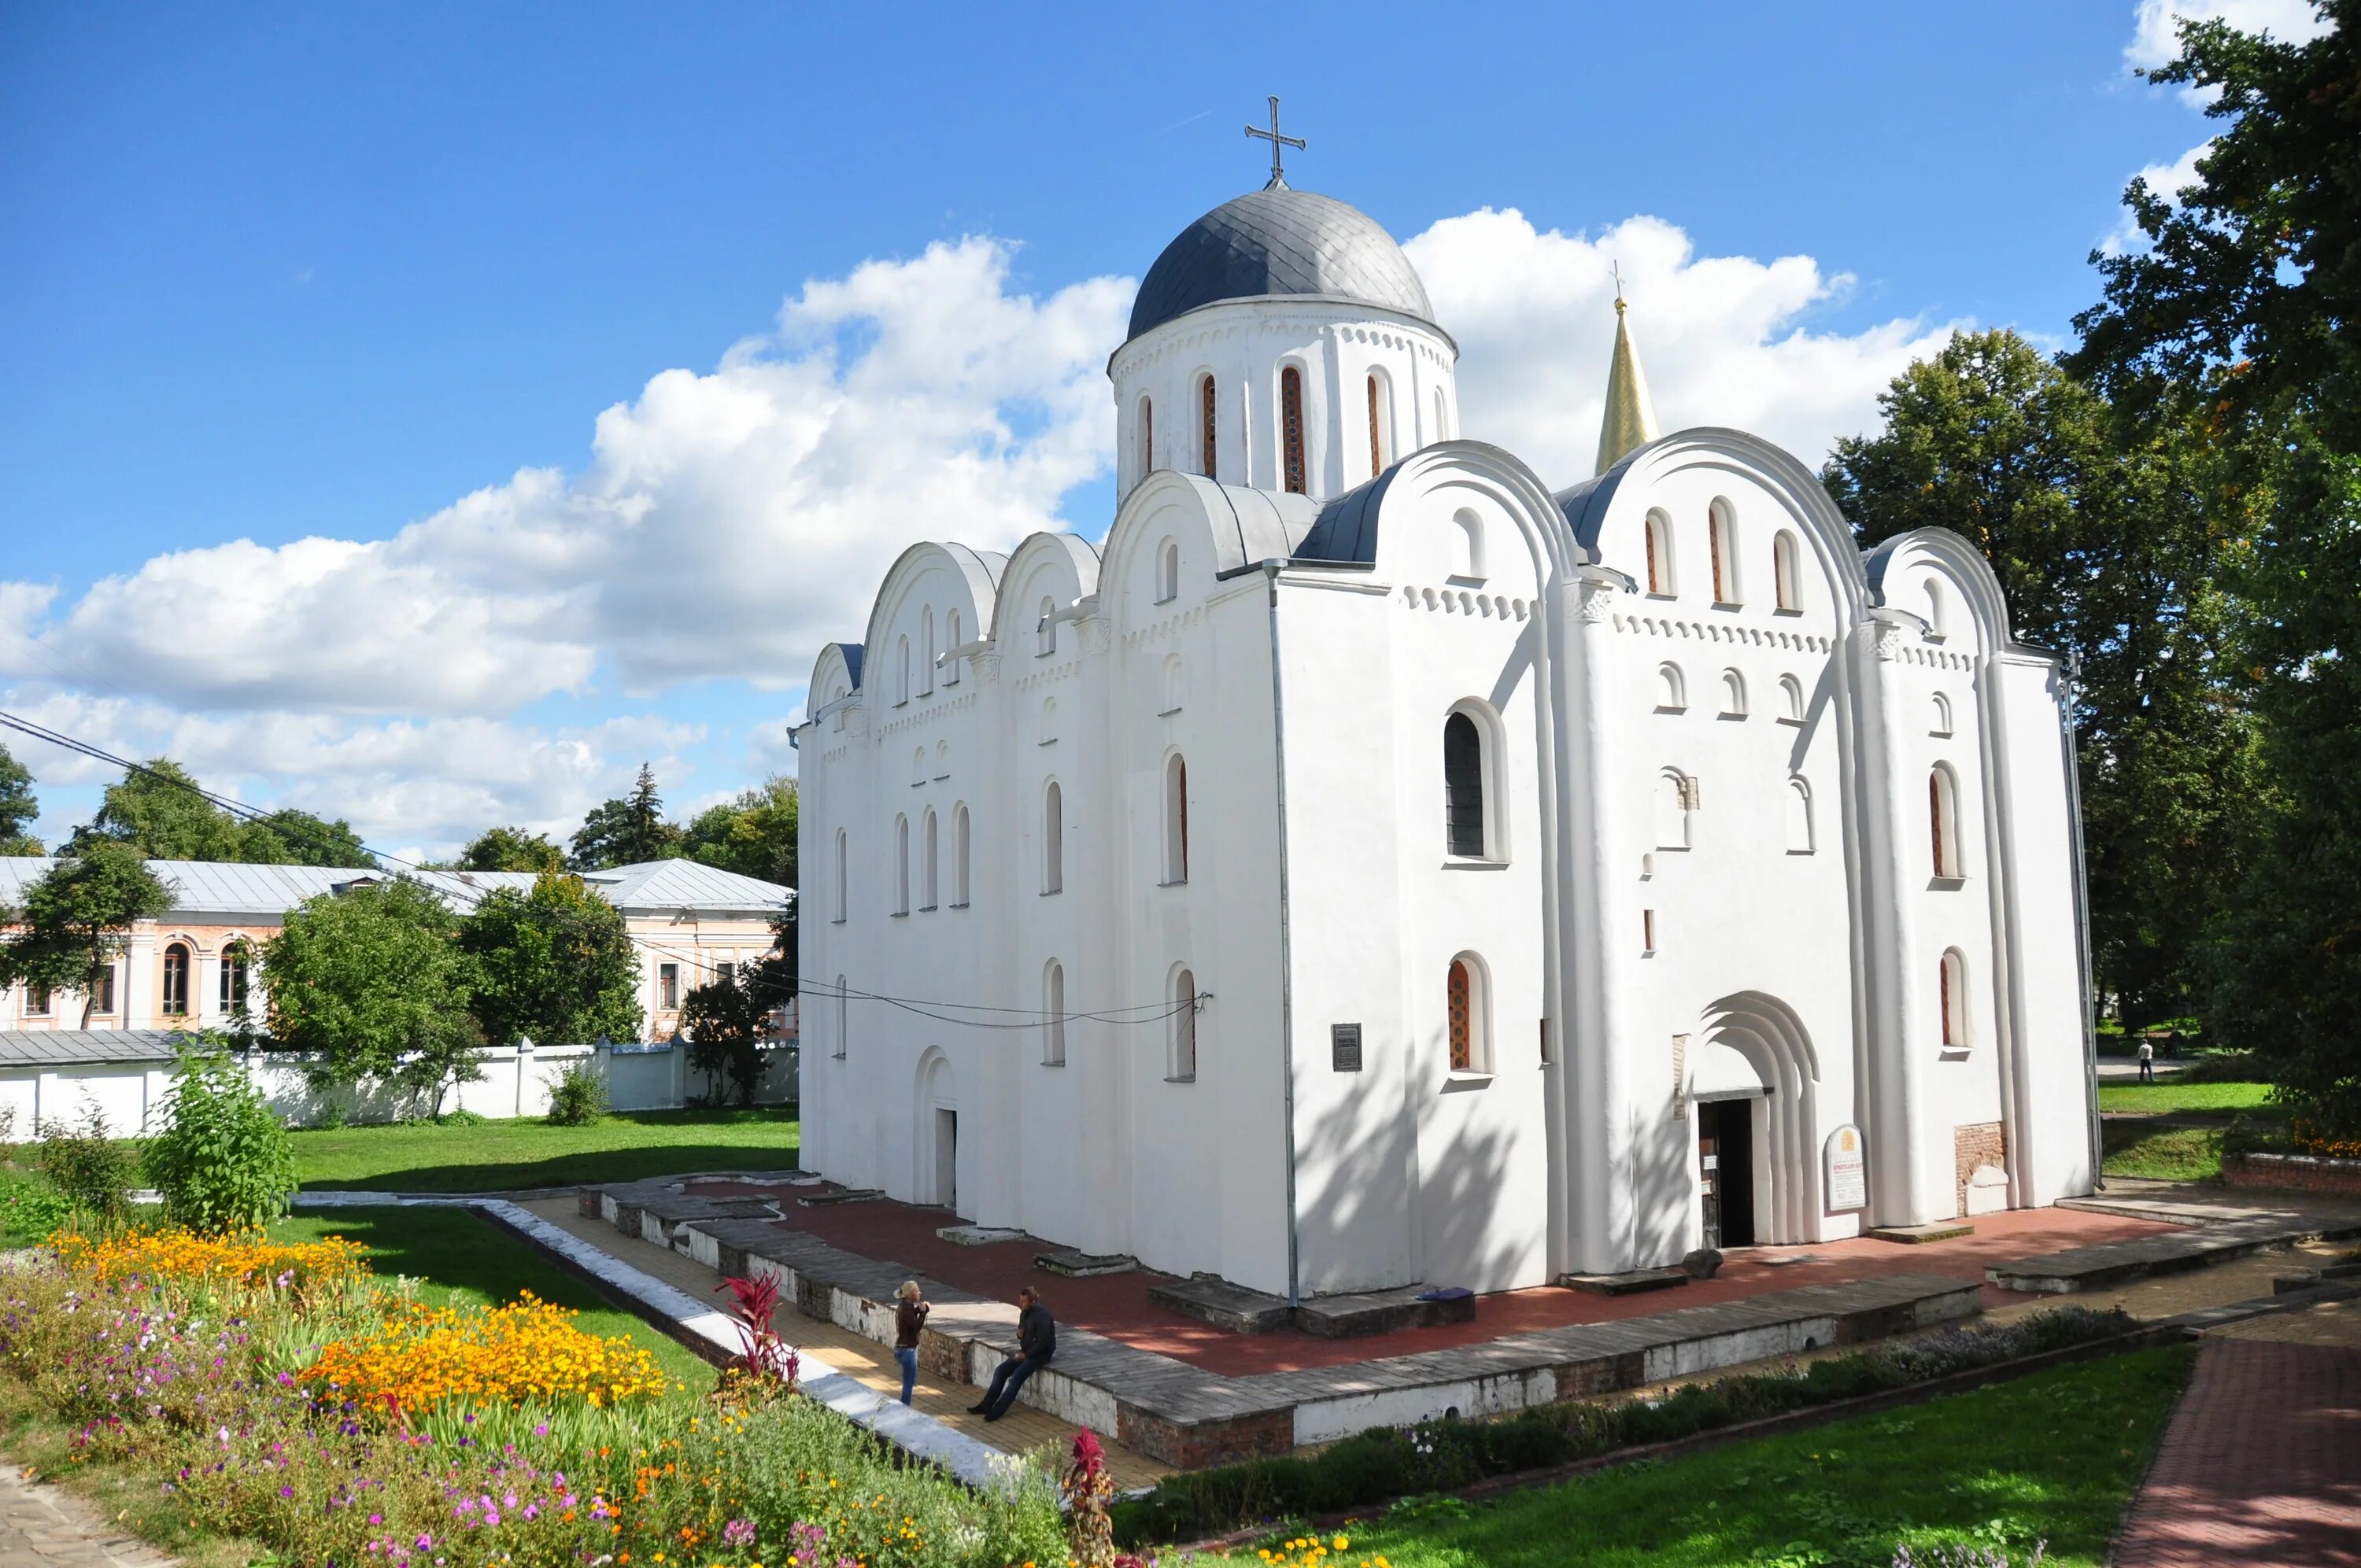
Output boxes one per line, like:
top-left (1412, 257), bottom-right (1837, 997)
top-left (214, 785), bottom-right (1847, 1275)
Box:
top-left (1698, 1099), bottom-right (1756, 1249)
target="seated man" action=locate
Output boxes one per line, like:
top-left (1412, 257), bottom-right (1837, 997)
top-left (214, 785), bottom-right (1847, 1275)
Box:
top-left (970, 1285), bottom-right (1055, 1422)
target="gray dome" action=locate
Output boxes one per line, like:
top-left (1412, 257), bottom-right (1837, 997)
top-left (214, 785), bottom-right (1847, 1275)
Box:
top-left (1126, 186), bottom-right (1437, 345)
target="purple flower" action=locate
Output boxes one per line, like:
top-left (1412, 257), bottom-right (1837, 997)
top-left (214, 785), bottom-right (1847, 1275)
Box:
top-left (722, 1518), bottom-right (757, 1548)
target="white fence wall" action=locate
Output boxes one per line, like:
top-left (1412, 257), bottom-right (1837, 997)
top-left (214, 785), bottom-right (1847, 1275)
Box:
top-left (0, 1042), bottom-right (799, 1138)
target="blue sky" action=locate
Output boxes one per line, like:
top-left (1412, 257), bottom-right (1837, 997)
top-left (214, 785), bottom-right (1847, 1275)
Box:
top-left (0, 2), bottom-right (2317, 859)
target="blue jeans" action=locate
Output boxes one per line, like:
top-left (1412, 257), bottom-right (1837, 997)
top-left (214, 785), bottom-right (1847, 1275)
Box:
top-left (894, 1346), bottom-right (918, 1404)
top-left (981, 1352), bottom-right (1046, 1418)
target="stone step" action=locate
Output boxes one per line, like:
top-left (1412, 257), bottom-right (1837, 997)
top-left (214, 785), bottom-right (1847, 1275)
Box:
top-left (1561, 1266), bottom-right (1690, 1296)
top-left (1987, 1213), bottom-right (2361, 1293)
top-left (797, 1188), bottom-right (883, 1208)
top-left (1295, 1285), bottom-right (1476, 1338)
top-left (1868, 1221), bottom-right (1975, 1244)
top-left (1147, 1275), bottom-right (1291, 1334)
top-left (1035, 1248), bottom-right (1137, 1278)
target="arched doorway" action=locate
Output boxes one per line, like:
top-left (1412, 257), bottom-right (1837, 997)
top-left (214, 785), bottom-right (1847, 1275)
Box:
top-left (1690, 994), bottom-right (1823, 1245)
top-left (914, 1050), bottom-right (958, 1214)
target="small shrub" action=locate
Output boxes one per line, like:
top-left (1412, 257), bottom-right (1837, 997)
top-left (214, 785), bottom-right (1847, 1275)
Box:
top-left (0, 1168), bottom-right (69, 1245)
top-left (436, 1107), bottom-right (490, 1126)
top-left (142, 1041), bottom-right (298, 1234)
top-left (545, 1057), bottom-right (608, 1126)
top-left (33, 1102), bottom-right (136, 1221)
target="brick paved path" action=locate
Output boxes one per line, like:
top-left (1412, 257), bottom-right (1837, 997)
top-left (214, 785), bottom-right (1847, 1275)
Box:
top-left (0, 1461), bottom-right (176, 1566)
top-left (2112, 1338), bottom-right (2361, 1566)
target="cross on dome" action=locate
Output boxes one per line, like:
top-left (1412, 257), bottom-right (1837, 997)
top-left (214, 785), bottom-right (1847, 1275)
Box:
top-left (1244, 95), bottom-right (1306, 190)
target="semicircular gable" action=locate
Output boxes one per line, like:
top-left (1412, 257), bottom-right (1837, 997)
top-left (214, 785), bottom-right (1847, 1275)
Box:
top-left (986, 532), bottom-right (1100, 646)
top-left (1106, 470), bottom-right (1323, 590)
top-left (1299, 440), bottom-right (1587, 583)
top-left (1557, 429), bottom-right (1868, 626)
top-left (859, 540), bottom-right (1006, 672)
top-left (805, 643), bottom-right (863, 718)
top-left (1863, 529), bottom-right (2021, 654)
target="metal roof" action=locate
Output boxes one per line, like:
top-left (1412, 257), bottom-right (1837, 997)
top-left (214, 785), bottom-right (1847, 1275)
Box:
top-left (0, 856), bottom-right (790, 921)
top-left (0, 1029), bottom-right (183, 1068)
top-left (1125, 186), bottom-right (1438, 345)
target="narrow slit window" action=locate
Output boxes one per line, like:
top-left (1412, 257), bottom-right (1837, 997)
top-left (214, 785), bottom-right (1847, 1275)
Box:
top-left (1443, 711), bottom-right (1486, 858)
top-left (1170, 968), bottom-right (1198, 1079)
top-left (1447, 958), bottom-right (1473, 1072)
top-left (1280, 366), bottom-right (1306, 494)
top-left (1042, 782), bottom-right (1063, 894)
top-left (1043, 962), bottom-right (1066, 1066)
top-left (1165, 754), bottom-right (1190, 884)
top-left (1367, 374), bottom-right (1383, 477)
top-left (952, 804), bottom-right (971, 906)
top-left (1200, 374), bottom-right (1217, 479)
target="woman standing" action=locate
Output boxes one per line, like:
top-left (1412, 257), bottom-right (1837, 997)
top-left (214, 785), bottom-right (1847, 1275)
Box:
top-left (893, 1279), bottom-right (930, 1405)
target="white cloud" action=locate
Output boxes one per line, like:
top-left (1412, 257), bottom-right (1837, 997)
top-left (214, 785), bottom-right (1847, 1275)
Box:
top-left (1405, 209), bottom-right (1960, 484)
top-left (2126, 0), bottom-right (2327, 74)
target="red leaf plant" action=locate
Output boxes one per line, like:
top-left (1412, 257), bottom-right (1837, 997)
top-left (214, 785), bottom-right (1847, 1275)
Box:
top-left (714, 1273), bottom-right (799, 1392)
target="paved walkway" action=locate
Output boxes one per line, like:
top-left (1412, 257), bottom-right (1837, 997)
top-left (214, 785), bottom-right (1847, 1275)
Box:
top-left (2112, 1334), bottom-right (2361, 1566)
top-left (0, 1462), bottom-right (176, 1566)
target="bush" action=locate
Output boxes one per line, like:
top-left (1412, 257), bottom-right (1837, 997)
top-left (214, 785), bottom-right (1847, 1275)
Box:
top-left (141, 1041), bottom-right (297, 1234)
top-left (545, 1058), bottom-right (608, 1126)
top-left (32, 1102), bottom-right (136, 1222)
top-left (0, 1168), bottom-right (70, 1245)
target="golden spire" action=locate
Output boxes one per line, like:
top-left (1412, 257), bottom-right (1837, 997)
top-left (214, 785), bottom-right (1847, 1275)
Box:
top-left (1594, 265), bottom-right (1661, 476)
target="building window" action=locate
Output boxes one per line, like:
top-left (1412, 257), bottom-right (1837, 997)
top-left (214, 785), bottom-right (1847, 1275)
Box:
top-left (1036, 595), bottom-right (1057, 657)
top-left (1165, 754), bottom-right (1189, 884)
top-left (1162, 653), bottom-right (1185, 714)
top-left (943, 610), bottom-right (962, 683)
top-left (920, 609), bottom-right (935, 696)
top-left (1657, 662), bottom-right (1687, 713)
top-left (1450, 507), bottom-right (1486, 582)
top-left (1444, 711), bottom-right (1486, 858)
top-left (1042, 782), bottom-right (1063, 895)
top-left (922, 810), bottom-right (939, 910)
top-left (716, 960), bottom-right (737, 988)
top-left (1642, 909), bottom-right (1657, 955)
top-left (1156, 539), bottom-right (1179, 603)
top-left (952, 804), bottom-right (971, 907)
top-left (1925, 577), bottom-right (1949, 638)
top-left (1042, 961), bottom-right (1066, 1066)
top-left (1786, 778), bottom-right (1816, 854)
top-left (1931, 692), bottom-right (1954, 736)
top-left (1169, 967), bottom-right (1198, 1080)
top-left (660, 962), bottom-right (681, 1010)
top-left (1655, 769), bottom-right (1693, 850)
top-left (162, 943), bottom-right (191, 1017)
top-left (91, 964), bottom-right (116, 1016)
top-left (1367, 373), bottom-right (1384, 478)
top-left (1931, 766), bottom-right (1964, 879)
top-left (1779, 673), bottom-right (1806, 723)
top-left (1447, 956), bottom-right (1489, 1073)
top-left (1719, 669), bottom-right (1747, 718)
top-left (1433, 387), bottom-right (1447, 441)
top-left (1773, 530), bottom-right (1801, 611)
top-left (834, 974), bottom-right (848, 1058)
top-left (1280, 365), bottom-right (1306, 494)
top-left (1940, 949), bottom-right (1968, 1049)
top-left (1200, 374), bottom-right (1218, 479)
top-left (833, 828), bottom-right (848, 922)
top-left (1709, 500), bottom-right (1738, 604)
top-left (1140, 396), bottom-right (1155, 478)
top-left (25, 983), bottom-right (50, 1016)
top-left (894, 815), bottom-right (911, 915)
top-left (1645, 511), bottom-right (1675, 596)
top-left (896, 635), bottom-right (911, 706)
top-left (219, 944), bottom-right (249, 1013)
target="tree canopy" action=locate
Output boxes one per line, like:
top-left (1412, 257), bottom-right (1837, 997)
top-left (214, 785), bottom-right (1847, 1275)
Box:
top-left (0, 743), bottom-right (41, 855)
top-left (0, 842), bottom-right (174, 1027)
top-left (71, 759), bottom-right (375, 868)
top-left (460, 871), bottom-right (644, 1048)
top-left (569, 764), bottom-right (685, 871)
top-left (682, 775), bottom-right (799, 887)
top-left (456, 825), bottom-right (567, 873)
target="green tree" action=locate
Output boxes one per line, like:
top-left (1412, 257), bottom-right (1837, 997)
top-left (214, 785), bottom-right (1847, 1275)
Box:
top-left (2069, 3), bottom-right (2361, 1123)
top-left (682, 775), bottom-right (800, 887)
top-left (263, 876), bottom-right (482, 1114)
top-left (456, 825), bottom-right (567, 873)
top-left (241, 808), bottom-right (375, 868)
top-left (460, 871), bottom-right (644, 1047)
top-left (0, 743), bottom-right (40, 854)
top-left (1824, 330), bottom-right (2257, 1031)
top-left (682, 971), bottom-right (768, 1107)
top-left (73, 759), bottom-right (246, 861)
top-left (142, 1038), bottom-right (298, 1233)
top-left (0, 842), bottom-right (174, 1027)
top-left (568, 763), bottom-right (685, 871)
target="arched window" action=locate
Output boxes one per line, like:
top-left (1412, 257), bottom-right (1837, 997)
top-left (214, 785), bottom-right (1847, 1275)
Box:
top-left (1200, 374), bottom-right (1218, 479)
top-left (89, 962), bottom-right (115, 1016)
top-left (951, 804), bottom-right (971, 907)
top-left (1155, 539), bottom-right (1179, 603)
top-left (1655, 769), bottom-right (1692, 850)
top-left (1443, 711), bottom-right (1486, 858)
top-left (1042, 961), bottom-right (1066, 1066)
top-left (943, 610), bottom-right (962, 683)
top-left (1036, 595), bottom-right (1057, 656)
top-left (1169, 967), bottom-right (1198, 1080)
top-left (920, 608), bottom-right (935, 695)
top-left (162, 943), bottom-right (190, 1017)
top-left (1773, 530), bottom-right (1801, 611)
top-left (1931, 766), bottom-right (1964, 879)
top-left (912, 747), bottom-right (927, 788)
top-left (219, 942), bottom-right (250, 1013)
top-left (1645, 511), bottom-right (1675, 595)
top-left (1450, 508), bottom-right (1486, 581)
top-left (896, 634), bottom-right (911, 705)
top-left (1280, 365), bottom-right (1306, 494)
top-left (1779, 673), bottom-right (1806, 723)
top-left (1039, 695), bottom-right (1058, 746)
top-left (922, 809), bottom-right (939, 911)
top-left (1164, 754), bottom-right (1190, 884)
top-left (1367, 373), bottom-right (1385, 478)
top-left (834, 828), bottom-right (848, 921)
top-left (1433, 388), bottom-right (1447, 441)
top-left (1709, 500), bottom-right (1739, 604)
top-left (1042, 782), bottom-right (1063, 895)
top-left (1925, 578), bottom-right (1949, 638)
top-left (893, 815), bottom-right (911, 916)
top-left (1447, 955), bottom-right (1489, 1073)
top-left (1162, 653), bottom-right (1185, 714)
top-left (1940, 950), bottom-right (1968, 1049)
top-left (1657, 662), bottom-right (1687, 713)
top-left (833, 974), bottom-right (848, 1057)
top-left (935, 740), bottom-right (950, 778)
top-left (1719, 669), bottom-right (1747, 718)
top-left (1786, 779), bottom-right (1815, 854)
top-left (1140, 396), bottom-right (1155, 478)
top-left (1931, 692), bottom-right (1954, 736)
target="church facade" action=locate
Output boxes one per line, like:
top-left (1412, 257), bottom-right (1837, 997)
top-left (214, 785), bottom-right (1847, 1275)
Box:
top-left (793, 176), bottom-right (2098, 1297)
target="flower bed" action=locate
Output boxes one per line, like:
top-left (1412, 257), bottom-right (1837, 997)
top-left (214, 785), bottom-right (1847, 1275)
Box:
top-left (0, 1225), bottom-right (1067, 1567)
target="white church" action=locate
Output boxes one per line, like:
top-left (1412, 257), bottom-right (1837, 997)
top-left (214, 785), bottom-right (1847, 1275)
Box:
top-left (793, 146), bottom-right (2098, 1298)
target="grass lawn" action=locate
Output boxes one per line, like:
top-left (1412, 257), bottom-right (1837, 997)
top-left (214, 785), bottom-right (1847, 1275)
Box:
top-left (269, 1202), bottom-right (713, 1386)
top-left (1287, 1345), bottom-right (2193, 1567)
top-left (290, 1105), bottom-right (800, 1191)
top-left (2097, 1080), bottom-right (2276, 1115)
top-left (2101, 1122), bottom-right (2225, 1182)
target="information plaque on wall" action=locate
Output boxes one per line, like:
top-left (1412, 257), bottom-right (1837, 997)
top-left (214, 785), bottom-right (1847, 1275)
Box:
top-left (1824, 1123), bottom-right (1868, 1212)
top-left (1331, 1023), bottom-right (1362, 1072)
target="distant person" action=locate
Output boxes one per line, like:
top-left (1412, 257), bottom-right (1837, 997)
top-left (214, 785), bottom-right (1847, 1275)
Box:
top-left (2137, 1038), bottom-right (2155, 1083)
top-left (893, 1279), bottom-right (929, 1406)
top-left (970, 1285), bottom-right (1054, 1422)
